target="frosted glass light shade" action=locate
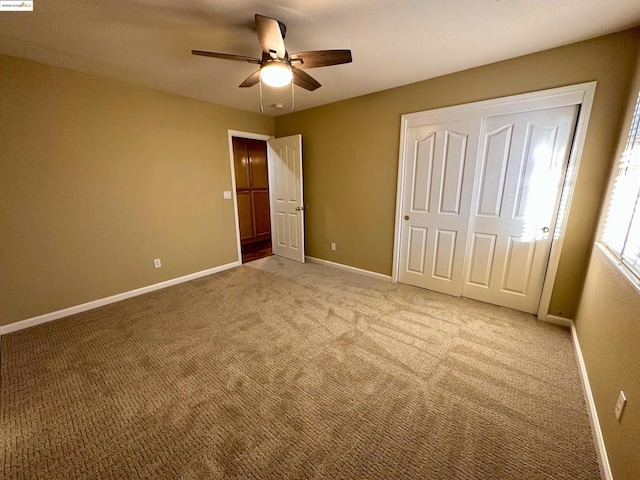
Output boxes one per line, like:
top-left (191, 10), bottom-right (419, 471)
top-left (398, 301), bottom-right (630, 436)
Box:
top-left (260, 62), bottom-right (293, 87)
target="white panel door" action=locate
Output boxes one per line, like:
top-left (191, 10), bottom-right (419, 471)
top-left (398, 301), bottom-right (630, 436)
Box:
top-left (398, 118), bottom-right (480, 295)
top-left (268, 135), bottom-right (305, 263)
top-left (462, 105), bottom-right (578, 313)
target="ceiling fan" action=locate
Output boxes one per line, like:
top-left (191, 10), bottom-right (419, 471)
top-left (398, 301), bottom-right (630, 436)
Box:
top-left (192, 14), bottom-right (352, 92)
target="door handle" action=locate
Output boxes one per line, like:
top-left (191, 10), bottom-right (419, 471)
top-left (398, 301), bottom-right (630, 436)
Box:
top-left (541, 226), bottom-right (550, 233)
top-left (295, 206), bottom-right (302, 211)
top-left (404, 215), bottom-right (410, 221)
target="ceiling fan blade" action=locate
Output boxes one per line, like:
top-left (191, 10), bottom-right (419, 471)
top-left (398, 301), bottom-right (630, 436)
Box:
top-left (278, 20), bottom-right (287, 40)
top-left (289, 50), bottom-right (352, 69)
top-left (255, 14), bottom-right (286, 59)
top-left (239, 71), bottom-right (260, 88)
top-left (191, 50), bottom-right (261, 64)
top-left (292, 68), bottom-right (321, 91)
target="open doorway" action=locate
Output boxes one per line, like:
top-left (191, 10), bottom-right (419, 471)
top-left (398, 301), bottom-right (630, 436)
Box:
top-left (231, 136), bottom-right (273, 264)
top-left (228, 130), bottom-right (305, 265)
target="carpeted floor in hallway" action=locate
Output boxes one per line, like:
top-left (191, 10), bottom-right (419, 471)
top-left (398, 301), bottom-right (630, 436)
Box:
top-left (1, 256), bottom-right (601, 479)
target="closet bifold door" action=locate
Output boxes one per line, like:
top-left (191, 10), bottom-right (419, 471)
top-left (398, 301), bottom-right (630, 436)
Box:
top-left (396, 103), bottom-right (579, 314)
top-left (461, 105), bottom-right (578, 313)
top-left (397, 117), bottom-right (481, 296)
top-left (395, 84), bottom-right (593, 315)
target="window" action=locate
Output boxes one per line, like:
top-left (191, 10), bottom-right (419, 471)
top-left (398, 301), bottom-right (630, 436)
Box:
top-left (601, 89), bottom-right (640, 279)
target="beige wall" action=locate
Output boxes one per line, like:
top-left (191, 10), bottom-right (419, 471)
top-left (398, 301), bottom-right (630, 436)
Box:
top-left (275, 28), bottom-right (640, 319)
top-left (575, 248), bottom-right (640, 480)
top-left (0, 54), bottom-right (274, 326)
top-left (574, 48), bottom-right (640, 480)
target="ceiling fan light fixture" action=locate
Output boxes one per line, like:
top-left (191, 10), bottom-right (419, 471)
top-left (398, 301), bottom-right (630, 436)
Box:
top-left (260, 60), bottom-right (293, 87)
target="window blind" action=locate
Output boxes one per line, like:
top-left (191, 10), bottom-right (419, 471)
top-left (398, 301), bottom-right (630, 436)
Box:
top-left (602, 90), bottom-right (640, 278)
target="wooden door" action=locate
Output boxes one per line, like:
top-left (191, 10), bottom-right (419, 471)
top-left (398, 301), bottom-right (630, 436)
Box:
top-left (232, 137), bottom-right (271, 245)
top-left (462, 105), bottom-right (578, 313)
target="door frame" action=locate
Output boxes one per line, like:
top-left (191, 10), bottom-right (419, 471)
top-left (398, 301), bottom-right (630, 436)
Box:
top-left (392, 82), bottom-right (597, 320)
top-left (227, 130), bottom-right (274, 264)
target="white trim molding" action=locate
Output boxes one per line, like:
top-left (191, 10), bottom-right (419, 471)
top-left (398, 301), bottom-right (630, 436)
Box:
top-left (538, 313), bottom-right (573, 328)
top-left (536, 82), bottom-right (597, 319)
top-left (305, 256), bottom-right (392, 282)
top-left (595, 242), bottom-right (640, 296)
top-left (0, 261), bottom-right (240, 335)
top-left (570, 321), bottom-right (613, 480)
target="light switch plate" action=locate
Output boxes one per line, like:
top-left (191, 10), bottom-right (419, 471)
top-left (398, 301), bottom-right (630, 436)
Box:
top-left (223, 191), bottom-right (232, 200)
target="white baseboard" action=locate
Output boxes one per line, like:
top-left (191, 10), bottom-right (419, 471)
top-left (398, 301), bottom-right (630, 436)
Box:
top-left (0, 261), bottom-right (241, 336)
top-left (538, 313), bottom-right (573, 328)
top-left (305, 256), bottom-right (392, 282)
top-left (570, 321), bottom-right (613, 480)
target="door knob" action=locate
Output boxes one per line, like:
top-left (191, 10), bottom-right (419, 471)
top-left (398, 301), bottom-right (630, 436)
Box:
top-left (541, 226), bottom-right (550, 233)
top-left (295, 206), bottom-right (301, 211)
top-left (404, 215), bottom-right (410, 221)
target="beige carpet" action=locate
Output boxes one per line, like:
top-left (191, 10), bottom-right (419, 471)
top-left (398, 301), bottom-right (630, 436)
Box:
top-left (1, 256), bottom-right (600, 479)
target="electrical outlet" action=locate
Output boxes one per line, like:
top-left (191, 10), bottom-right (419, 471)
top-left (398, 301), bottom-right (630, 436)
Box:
top-left (154, 258), bottom-right (162, 269)
top-left (223, 191), bottom-right (232, 200)
top-left (330, 242), bottom-right (336, 251)
top-left (615, 390), bottom-right (627, 421)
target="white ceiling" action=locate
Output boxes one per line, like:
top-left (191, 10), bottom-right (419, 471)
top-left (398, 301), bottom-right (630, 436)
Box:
top-left (1, 0), bottom-right (640, 115)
